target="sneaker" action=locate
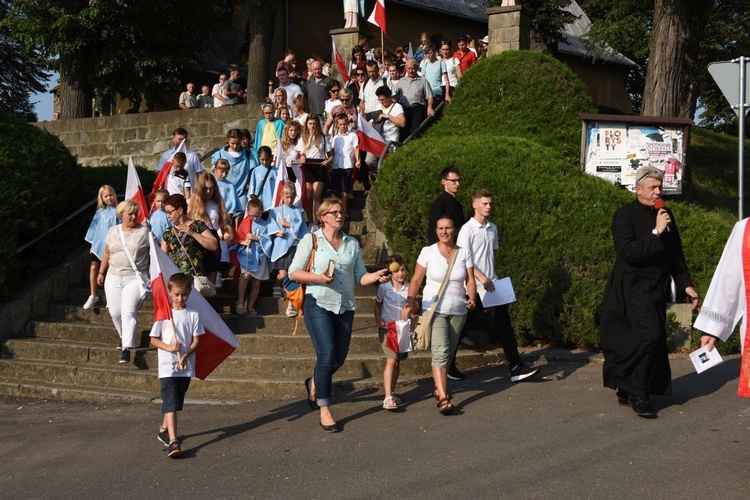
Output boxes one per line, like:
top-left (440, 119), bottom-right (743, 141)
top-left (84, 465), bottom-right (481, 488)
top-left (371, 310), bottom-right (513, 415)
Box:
top-left (286, 304), bottom-right (298, 317)
top-left (157, 429), bottom-right (170, 446)
top-left (272, 286), bottom-right (282, 298)
top-left (167, 440), bottom-right (182, 458)
top-left (510, 364), bottom-right (539, 383)
top-left (119, 348), bottom-right (131, 364)
top-left (83, 295), bottom-right (99, 310)
top-left (447, 364), bottom-right (466, 381)
top-left (235, 302), bottom-right (245, 315)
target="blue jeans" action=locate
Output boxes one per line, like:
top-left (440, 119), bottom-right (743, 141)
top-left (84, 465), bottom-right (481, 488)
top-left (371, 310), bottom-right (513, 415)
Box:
top-left (303, 295), bottom-right (355, 407)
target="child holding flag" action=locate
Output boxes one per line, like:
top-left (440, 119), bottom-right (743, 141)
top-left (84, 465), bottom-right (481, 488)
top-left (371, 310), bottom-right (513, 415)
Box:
top-left (150, 272), bottom-right (203, 459)
top-left (373, 254), bottom-right (410, 410)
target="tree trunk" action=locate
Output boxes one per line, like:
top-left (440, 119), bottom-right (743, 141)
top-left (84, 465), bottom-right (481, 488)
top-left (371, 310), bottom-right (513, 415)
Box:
top-left (245, 0), bottom-right (279, 104)
top-left (641, 0), bottom-right (713, 118)
top-left (58, 52), bottom-right (93, 119)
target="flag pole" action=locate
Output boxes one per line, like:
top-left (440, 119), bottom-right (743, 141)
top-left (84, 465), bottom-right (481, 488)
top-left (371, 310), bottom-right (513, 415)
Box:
top-left (380, 30), bottom-right (385, 69)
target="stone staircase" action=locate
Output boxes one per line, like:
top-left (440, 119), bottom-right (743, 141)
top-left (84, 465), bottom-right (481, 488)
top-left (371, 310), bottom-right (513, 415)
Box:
top-left (0, 192), bottom-right (505, 403)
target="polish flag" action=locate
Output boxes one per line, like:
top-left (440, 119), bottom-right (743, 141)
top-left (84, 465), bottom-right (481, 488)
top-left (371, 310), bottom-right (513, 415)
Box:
top-left (148, 139), bottom-right (187, 206)
top-left (367, 0), bottom-right (386, 33)
top-left (332, 37), bottom-right (350, 83)
top-left (407, 42), bottom-right (414, 60)
top-left (385, 320), bottom-right (412, 353)
top-left (126, 157), bottom-right (149, 224)
top-left (148, 237), bottom-right (238, 380)
top-left (357, 112), bottom-right (387, 157)
top-left (271, 140), bottom-right (305, 209)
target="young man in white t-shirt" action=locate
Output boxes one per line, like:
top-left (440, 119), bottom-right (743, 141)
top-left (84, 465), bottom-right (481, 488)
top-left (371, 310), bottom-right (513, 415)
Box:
top-left (149, 273), bottom-right (204, 458)
top-left (457, 188), bottom-right (539, 382)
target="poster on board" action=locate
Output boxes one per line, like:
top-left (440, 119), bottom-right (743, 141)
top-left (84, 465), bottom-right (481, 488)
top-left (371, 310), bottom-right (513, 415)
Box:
top-left (582, 121), bottom-right (685, 194)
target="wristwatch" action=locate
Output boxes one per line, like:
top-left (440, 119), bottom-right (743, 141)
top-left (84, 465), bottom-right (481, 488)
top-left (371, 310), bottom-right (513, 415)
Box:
top-left (652, 228), bottom-right (660, 237)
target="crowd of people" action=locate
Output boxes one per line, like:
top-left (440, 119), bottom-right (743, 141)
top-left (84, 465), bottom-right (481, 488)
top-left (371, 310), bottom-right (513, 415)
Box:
top-left (79, 30), bottom-right (744, 456)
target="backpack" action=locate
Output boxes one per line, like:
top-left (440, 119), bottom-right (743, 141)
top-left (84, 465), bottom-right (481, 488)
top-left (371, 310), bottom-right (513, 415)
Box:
top-left (282, 234), bottom-right (317, 335)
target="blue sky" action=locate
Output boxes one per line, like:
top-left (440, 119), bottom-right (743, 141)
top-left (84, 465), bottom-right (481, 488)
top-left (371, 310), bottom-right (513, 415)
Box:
top-left (32, 71), bottom-right (57, 121)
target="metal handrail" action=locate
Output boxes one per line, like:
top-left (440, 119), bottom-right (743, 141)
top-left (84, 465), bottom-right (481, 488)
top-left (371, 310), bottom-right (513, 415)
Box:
top-left (15, 149), bottom-right (221, 255)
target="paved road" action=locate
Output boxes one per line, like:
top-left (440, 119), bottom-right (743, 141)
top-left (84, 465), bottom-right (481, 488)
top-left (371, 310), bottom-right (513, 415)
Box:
top-left (1, 355), bottom-right (748, 499)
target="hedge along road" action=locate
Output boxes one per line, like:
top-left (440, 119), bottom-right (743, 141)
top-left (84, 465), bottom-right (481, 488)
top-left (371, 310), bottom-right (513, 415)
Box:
top-left (1, 356), bottom-right (747, 499)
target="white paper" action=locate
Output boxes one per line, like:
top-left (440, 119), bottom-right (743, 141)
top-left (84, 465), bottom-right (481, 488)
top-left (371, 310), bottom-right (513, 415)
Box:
top-left (477, 277), bottom-right (516, 308)
top-left (689, 345), bottom-right (723, 374)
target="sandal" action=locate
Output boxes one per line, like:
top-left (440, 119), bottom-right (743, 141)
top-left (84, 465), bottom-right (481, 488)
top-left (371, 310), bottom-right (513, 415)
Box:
top-left (235, 302), bottom-right (245, 315)
top-left (247, 307), bottom-right (258, 316)
top-left (382, 396), bottom-right (399, 410)
top-left (437, 397), bottom-right (454, 415)
top-left (433, 386), bottom-right (450, 401)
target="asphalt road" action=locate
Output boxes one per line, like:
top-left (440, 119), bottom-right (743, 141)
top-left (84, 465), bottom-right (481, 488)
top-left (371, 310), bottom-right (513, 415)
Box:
top-left (1, 355), bottom-right (748, 499)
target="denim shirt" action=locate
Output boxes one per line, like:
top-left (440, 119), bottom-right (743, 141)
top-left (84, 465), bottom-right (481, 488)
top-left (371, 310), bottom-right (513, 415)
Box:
top-left (289, 229), bottom-right (367, 314)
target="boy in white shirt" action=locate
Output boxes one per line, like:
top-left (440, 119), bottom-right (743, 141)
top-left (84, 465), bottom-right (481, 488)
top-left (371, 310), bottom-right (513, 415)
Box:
top-left (150, 273), bottom-right (203, 458)
top-left (330, 113), bottom-right (359, 213)
top-left (166, 152), bottom-right (191, 199)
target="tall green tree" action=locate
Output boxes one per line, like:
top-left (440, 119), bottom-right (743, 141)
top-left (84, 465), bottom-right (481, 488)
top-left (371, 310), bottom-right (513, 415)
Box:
top-left (0, 0), bottom-right (47, 120)
top-left (3, 0), bottom-right (225, 119)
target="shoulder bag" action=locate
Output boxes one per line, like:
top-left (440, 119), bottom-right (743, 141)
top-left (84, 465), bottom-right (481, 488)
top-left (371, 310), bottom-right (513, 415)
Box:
top-left (282, 233), bottom-right (318, 335)
top-left (174, 226), bottom-right (217, 298)
top-left (411, 248), bottom-right (459, 352)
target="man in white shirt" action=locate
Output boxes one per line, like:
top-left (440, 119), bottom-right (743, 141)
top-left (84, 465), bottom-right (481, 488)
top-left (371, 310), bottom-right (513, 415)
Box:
top-left (212, 74), bottom-right (227, 107)
top-left (178, 83), bottom-right (197, 109)
top-left (157, 127), bottom-right (202, 193)
top-left (457, 188), bottom-right (539, 382)
top-left (275, 67), bottom-right (303, 116)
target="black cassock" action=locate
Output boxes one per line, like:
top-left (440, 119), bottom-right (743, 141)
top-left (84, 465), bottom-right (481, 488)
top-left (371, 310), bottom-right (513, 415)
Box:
top-left (600, 199), bottom-right (693, 400)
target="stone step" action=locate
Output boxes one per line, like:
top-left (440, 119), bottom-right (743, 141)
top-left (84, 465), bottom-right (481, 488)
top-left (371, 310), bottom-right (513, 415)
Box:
top-left (5, 337), bottom-right (502, 379)
top-left (41, 308), bottom-right (381, 337)
top-left (0, 378), bottom-right (155, 403)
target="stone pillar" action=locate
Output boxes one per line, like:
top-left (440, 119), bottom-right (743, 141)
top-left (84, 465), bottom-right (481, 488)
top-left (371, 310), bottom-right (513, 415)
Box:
top-left (329, 28), bottom-right (365, 83)
top-left (487, 5), bottom-right (531, 55)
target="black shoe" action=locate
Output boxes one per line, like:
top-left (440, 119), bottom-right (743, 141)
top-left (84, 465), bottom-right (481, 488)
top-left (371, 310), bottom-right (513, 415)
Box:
top-left (157, 429), bottom-right (170, 447)
top-left (510, 364), bottom-right (539, 383)
top-left (616, 389), bottom-right (630, 406)
top-left (629, 396), bottom-right (657, 418)
top-left (304, 377), bottom-right (319, 410)
top-left (447, 364), bottom-right (466, 381)
top-left (320, 421), bottom-right (340, 433)
top-left (119, 348), bottom-right (131, 364)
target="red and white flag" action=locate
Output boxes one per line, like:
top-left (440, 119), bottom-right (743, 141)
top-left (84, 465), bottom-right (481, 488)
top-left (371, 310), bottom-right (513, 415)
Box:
top-left (148, 139), bottom-right (187, 206)
top-left (385, 320), bottom-right (412, 353)
top-left (126, 157), bottom-right (149, 223)
top-left (332, 37), bottom-right (350, 83)
top-left (367, 0), bottom-right (386, 33)
top-left (271, 140), bottom-right (305, 209)
top-left (148, 237), bottom-right (238, 380)
top-left (357, 112), bottom-right (387, 157)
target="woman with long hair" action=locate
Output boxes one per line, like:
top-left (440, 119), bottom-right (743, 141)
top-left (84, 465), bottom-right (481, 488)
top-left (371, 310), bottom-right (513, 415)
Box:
top-left (273, 87), bottom-right (288, 117)
top-left (296, 114), bottom-right (333, 226)
top-left (188, 173), bottom-right (234, 286)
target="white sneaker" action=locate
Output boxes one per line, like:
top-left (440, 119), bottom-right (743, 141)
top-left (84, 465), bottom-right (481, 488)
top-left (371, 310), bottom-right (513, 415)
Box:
top-left (83, 295), bottom-right (99, 310)
top-left (286, 304), bottom-right (298, 317)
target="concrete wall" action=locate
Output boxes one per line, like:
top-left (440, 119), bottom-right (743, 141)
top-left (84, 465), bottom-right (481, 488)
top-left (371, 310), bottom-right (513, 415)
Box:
top-left (35, 105), bottom-right (264, 170)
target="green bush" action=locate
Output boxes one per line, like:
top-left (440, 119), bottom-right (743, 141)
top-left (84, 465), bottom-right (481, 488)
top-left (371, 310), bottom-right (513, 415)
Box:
top-left (375, 51), bottom-right (736, 350)
top-left (0, 116), bottom-right (157, 300)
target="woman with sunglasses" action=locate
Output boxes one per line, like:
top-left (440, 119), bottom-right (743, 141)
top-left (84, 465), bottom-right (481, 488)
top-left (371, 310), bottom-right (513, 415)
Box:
top-left (323, 88), bottom-right (358, 137)
top-left (323, 79), bottom-right (342, 119)
top-left (345, 67), bottom-right (367, 107)
top-left (290, 197), bottom-right (389, 432)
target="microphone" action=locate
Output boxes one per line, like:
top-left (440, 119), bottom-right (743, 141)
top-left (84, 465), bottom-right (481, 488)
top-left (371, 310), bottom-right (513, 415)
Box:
top-left (653, 199), bottom-right (670, 232)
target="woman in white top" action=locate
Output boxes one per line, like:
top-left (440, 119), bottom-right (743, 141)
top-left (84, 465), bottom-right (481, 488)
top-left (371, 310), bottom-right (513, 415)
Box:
top-left (295, 114), bottom-right (333, 226)
top-left (440, 42), bottom-right (462, 94)
top-left (97, 200), bottom-right (151, 365)
top-left (402, 216), bottom-right (476, 414)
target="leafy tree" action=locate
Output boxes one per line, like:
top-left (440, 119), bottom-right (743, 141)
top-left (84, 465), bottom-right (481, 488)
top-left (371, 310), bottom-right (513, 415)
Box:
top-left (0, 0), bottom-right (47, 121)
top-left (582, 0), bottom-right (750, 124)
top-left (3, 0), bottom-right (225, 119)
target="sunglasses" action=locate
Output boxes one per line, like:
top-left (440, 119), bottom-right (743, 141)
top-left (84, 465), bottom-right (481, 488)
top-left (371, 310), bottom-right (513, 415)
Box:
top-left (330, 88), bottom-right (341, 93)
top-left (356, 73), bottom-right (366, 76)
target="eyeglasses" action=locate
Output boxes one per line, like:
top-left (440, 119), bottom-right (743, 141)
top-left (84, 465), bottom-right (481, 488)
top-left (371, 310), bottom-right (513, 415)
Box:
top-left (340, 98), bottom-right (350, 102)
top-left (325, 210), bottom-right (345, 218)
top-left (275, 94), bottom-right (284, 98)
top-left (264, 110), bottom-right (274, 115)
top-left (444, 178), bottom-right (460, 183)
top-left (165, 209), bottom-right (177, 215)
top-left (330, 88), bottom-right (340, 93)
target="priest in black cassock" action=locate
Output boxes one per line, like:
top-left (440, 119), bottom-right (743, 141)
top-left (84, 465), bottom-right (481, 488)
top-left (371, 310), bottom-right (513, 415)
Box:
top-left (600, 165), bottom-right (699, 418)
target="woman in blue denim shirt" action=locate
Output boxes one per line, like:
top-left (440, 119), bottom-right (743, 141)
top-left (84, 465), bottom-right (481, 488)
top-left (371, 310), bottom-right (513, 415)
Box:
top-left (290, 197), bottom-right (389, 432)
